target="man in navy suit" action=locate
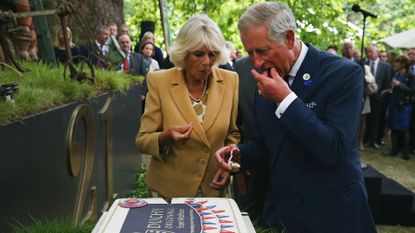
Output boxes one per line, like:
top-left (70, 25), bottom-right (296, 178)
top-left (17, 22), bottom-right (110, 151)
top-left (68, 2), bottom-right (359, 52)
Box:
top-left (215, 2), bottom-right (376, 233)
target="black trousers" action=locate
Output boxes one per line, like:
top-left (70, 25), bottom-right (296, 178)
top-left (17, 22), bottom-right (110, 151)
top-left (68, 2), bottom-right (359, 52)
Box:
top-left (365, 98), bottom-right (382, 144)
top-left (409, 103), bottom-right (415, 150)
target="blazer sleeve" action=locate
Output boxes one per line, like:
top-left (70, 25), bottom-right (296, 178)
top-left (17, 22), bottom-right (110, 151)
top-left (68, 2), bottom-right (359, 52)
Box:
top-left (238, 90), bottom-right (270, 170)
top-left (135, 72), bottom-right (164, 160)
top-left (132, 54), bottom-right (149, 96)
top-left (225, 72), bottom-right (241, 145)
top-left (396, 72), bottom-right (415, 95)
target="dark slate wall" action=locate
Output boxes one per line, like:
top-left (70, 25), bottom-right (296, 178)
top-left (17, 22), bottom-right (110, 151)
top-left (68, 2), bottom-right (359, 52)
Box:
top-left (0, 84), bottom-right (142, 232)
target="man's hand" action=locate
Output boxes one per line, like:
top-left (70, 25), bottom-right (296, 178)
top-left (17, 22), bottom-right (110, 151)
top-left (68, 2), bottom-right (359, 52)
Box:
top-left (215, 144), bottom-right (240, 172)
top-left (252, 67), bottom-right (292, 102)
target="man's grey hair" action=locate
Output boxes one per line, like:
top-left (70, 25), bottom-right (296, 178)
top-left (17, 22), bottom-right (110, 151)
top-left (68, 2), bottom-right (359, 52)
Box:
top-left (169, 14), bottom-right (228, 68)
top-left (118, 34), bottom-right (131, 42)
top-left (96, 25), bottom-right (109, 35)
top-left (238, 2), bottom-right (296, 44)
top-left (342, 41), bottom-right (355, 49)
top-left (365, 44), bottom-right (378, 52)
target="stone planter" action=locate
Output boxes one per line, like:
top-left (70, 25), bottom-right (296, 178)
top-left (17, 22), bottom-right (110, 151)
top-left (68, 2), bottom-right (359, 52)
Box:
top-left (0, 85), bottom-right (142, 232)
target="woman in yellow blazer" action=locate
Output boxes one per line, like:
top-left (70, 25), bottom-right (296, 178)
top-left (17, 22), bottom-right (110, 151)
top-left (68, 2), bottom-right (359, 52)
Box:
top-left (136, 14), bottom-right (240, 199)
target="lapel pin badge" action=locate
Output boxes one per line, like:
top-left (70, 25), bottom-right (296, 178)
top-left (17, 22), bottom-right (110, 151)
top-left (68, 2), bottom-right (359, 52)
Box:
top-left (303, 73), bottom-right (312, 86)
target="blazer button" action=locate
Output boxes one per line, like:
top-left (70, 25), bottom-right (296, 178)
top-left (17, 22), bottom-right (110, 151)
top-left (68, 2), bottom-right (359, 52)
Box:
top-left (199, 159), bottom-right (206, 164)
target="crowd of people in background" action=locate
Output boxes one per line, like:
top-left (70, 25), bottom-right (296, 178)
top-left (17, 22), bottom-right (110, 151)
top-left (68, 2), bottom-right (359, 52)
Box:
top-left (328, 43), bottom-right (415, 161)
top-left (52, 21), bottom-right (244, 72)
top-left (52, 20), bottom-right (247, 112)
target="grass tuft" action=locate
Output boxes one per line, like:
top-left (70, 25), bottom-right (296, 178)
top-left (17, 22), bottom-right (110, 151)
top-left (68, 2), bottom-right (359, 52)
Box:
top-left (360, 139), bottom-right (415, 192)
top-left (0, 61), bottom-right (143, 125)
top-left (360, 138), bottom-right (415, 233)
top-left (11, 217), bottom-right (94, 233)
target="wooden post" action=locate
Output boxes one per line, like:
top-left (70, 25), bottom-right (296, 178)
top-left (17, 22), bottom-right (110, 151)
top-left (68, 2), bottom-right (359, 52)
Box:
top-left (28, 0), bottom-right (56, 65)
top-left (158, 0), bottom-right (171, 53)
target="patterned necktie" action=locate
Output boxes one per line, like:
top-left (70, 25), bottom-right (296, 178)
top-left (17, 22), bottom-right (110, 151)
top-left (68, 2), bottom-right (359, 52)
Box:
top-left (123, 58), bottom-right (129, 73)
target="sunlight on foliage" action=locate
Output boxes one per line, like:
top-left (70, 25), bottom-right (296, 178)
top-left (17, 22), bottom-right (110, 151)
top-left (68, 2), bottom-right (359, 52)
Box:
top-left (124, 0), bottom-right (415, 55)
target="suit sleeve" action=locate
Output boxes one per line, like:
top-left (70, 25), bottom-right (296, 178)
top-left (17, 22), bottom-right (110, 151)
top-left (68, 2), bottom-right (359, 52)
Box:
top-left (138, 54), bottom-right (149, 96)
top-left (238, 89), bottom-right (270, 170)
top-left (280, 64), bottom-right (363, 166)
top-left (135, 73), bottom-right (164, 160)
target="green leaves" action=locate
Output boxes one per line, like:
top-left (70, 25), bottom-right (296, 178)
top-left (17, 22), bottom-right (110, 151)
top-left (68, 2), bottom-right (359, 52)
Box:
top-left (124, 0), bottom-right (414, 54)
top-left (130, 164), bottom-right (148, 198)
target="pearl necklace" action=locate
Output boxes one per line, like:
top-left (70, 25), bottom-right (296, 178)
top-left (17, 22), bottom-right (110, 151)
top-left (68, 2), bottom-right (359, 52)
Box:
top-left (187, 79), bottom-right (208, 102)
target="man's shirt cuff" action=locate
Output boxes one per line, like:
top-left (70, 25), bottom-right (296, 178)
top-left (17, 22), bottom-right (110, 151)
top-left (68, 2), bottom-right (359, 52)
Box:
top-left (275, 92), bottom-right (297, 118)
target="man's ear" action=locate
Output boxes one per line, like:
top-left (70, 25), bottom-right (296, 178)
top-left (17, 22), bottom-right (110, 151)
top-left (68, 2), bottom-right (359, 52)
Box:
top-left (285, 29), bottom-right (296, 49)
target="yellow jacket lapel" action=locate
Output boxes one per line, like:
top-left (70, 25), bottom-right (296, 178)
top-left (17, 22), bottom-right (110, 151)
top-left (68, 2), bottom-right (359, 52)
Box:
top-left (203, 69), bottom-right (225, 133)
top-left (169, 70), bottom-right (210, 147)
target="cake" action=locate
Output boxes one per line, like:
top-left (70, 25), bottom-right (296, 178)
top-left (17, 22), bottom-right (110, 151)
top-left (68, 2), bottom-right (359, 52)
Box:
top-left (94, 197), bottom-right (249, 233)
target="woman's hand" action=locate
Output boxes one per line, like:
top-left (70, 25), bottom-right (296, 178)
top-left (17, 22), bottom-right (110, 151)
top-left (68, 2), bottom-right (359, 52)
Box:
top-left (210, 169), bottom-right (230, 190)
top-left (159, 123), bottom-right (193, 147)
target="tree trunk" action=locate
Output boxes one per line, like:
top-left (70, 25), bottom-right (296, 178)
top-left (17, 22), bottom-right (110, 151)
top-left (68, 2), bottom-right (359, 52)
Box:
top-left (43, 0), bottom-right (124, 46)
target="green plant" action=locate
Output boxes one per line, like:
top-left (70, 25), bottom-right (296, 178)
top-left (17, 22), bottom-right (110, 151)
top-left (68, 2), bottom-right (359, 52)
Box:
top-left (130, 164), bottom-right (148, 198)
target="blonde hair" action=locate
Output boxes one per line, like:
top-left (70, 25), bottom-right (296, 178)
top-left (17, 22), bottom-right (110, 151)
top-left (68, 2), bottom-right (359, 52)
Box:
top-left (169, 14), bottom-right (228, 68)
top-left (141, 31), bottom-right (155, 44)
top-left (57, 27), bottom-right (75, 48)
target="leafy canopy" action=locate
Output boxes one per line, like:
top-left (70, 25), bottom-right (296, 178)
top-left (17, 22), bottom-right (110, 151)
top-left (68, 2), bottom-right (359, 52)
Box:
top-left (124, 0), bottom-right (415, 55)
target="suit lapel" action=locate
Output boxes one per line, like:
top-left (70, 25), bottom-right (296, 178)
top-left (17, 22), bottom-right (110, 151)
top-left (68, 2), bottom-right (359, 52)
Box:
top-left (170, 69), bottom-right (210, 146)
top-left (290, 44), bottom-right (321, 101)
top-left (203, 69), bottom-right (225, 133)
